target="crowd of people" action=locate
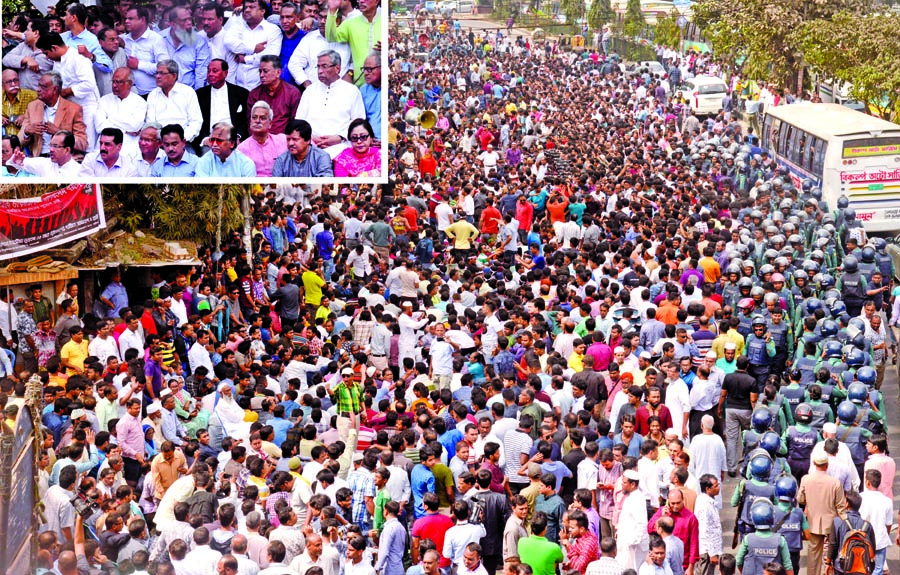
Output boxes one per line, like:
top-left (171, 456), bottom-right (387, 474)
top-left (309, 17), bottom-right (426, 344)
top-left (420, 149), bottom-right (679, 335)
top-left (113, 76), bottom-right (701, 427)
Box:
top-left (2, 9), bottom-right (898, 575)
top-left (1, 0), bottom-right (383, 178)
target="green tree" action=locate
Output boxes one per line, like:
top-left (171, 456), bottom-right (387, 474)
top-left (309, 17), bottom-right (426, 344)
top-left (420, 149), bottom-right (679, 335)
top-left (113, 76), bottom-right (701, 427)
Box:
top-left (800, 12), bottom-right (900, 120)
top-left (692, 0), bottom-right (869, 92)
top-left (587, 0), bottom-right (615, 32)
top-left (655, 10), bottom-right (680, 48)
top-left (561, 0), bottom-right (585, 26)
top-left (623, 0), bottom-right (645, 37)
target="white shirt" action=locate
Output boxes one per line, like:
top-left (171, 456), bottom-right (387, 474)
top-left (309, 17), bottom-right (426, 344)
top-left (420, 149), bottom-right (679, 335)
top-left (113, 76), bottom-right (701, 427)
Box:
top-left (200, 29), bottom-right (237, 83)
top-left (146, 83), bottom-right (203, 142)
top-left (346, 245), bottom-right (376, 277)
top-left (287, 29), bottom-right (351, 86)
top-left (859, 489), bottom-right (893, 550)
top-left (289, 546), bottom-right (340, 575)
top-left (209, 84), bottom-right (231, 126)
top-left (15, 157), bottom-right (81, 178)
top-left (637, 456), bottom-right (660, 505)
top-left (578, 457), bottom-right (599, 491)
top-left (694, 492), bottom-right (722, 556)
top-left (435, 202), bottom-right (454, 231)
top-left (180, 545), bottom-right (222, 575)
top-left (473, 432), bottom-right (506, 467)
top-left (89, 334), bottom-right (121, 363)
top-left (56, 47), bottom-right (100, 110)
top-left (431, 338), bottom-right (455, 376)
top-left (689, 432), bottom-right (726, 480)
top-left (223, 17), bottom-right (282, 90)
top-left (119, 327), bottom-right (144, 357)
top-left (617, 490), bottom-right (650, 569)
top-left (398, 313), bottom-right (428, 350)
top-left (40, 98), bottom-right (58, 154)
top-left (124, 28), bottom-right (171, 95)
top-left (95, 92), bottom-right (149, 157)
top-left (808, 440), bottom-right (860, 490)
top-left (664, 379), bottom-right (691, 438)
top-left (188, 341), bottom-right (214, 374)
top-left (79, 151), bottom-right (138, 177)
top-left (0, 300), bottom-right (18, 340)
top-left (295, 79), bottom-right (365, 153)
top-left (41, 485), bottom-right (76, 542)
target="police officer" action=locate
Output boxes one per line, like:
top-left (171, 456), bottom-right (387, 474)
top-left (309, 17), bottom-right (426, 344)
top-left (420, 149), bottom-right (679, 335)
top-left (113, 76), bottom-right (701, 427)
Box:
top-left (815, 341), bottom-right (848, 383)
top-left (779, 369), bottom-right (808, 420)
top-left (736, 500), bottom-right (794, 575)
top-left (793, 342), bottom-right (819, 385)
top-left (858, 246), bottom-right (878, 283)
top-left (746, 315), bottom-right (776, 392)
top-left (838, 255), bottom-right (867, 318)
top-left (843, 380), bottom-right (884, 435)
top-left (732, 455), bottom-right (777, 538)
top-left (742, 408), bottom-right (774, 457)
top-left (782, 403), bottom-right (818, 481)
top-left (769, 306), bottom-right (793, 375)
top-left (736, 298), bottom-right (756, 338)
top-left (772, 476), bottom-right (809, 575)
top-left (806, 384), bottom-right (835, 433)
top-left (835, 401), bottom-right (872, 481)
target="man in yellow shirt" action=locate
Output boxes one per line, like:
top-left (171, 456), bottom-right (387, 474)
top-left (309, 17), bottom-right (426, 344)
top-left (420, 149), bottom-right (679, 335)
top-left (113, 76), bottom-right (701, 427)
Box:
top-left (59, 326), bottom-right (89, 375)
top-left (302, 261), bottom-right (326, 306)
top-left (444, 214), bottom-right (480, 262)
top-left (698, 245), bottom-right (721, 284)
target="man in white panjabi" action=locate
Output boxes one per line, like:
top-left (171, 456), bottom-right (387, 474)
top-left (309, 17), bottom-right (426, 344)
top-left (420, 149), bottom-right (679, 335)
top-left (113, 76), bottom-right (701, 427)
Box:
top-left (617, 469), bottom-right (649, 570)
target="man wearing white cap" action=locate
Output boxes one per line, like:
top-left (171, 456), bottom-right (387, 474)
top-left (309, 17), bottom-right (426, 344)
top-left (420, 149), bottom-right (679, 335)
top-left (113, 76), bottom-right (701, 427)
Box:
top-left (617, 469), bottom-right (649, 569)
top-left (715, 343), bottom-right (738, 375)
top-left (398, 301), bottom-right (429, 369)
top-left (143, 402), bottom-right (164, 445)
top-left (808, 423), bottom-right (860, 491)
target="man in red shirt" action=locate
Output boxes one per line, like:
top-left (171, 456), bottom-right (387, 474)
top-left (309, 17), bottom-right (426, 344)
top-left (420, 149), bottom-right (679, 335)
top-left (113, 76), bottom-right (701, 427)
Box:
top-left (635, 386), bottom-right (673, 435)
top-left (479, 197), bottom-right (502, 244)
top-left (411, 492), bottom-right (455, 568)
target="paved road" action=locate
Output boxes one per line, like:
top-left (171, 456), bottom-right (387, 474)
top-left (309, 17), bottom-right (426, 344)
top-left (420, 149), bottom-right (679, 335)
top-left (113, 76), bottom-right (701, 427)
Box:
top-left (717, 361), bottom-right (900, 571)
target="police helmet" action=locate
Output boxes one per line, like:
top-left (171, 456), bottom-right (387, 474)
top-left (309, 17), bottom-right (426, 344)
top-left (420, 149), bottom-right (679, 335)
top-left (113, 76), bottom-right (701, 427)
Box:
top-left (861, 246), bottom-right (876, 263)
top-left (856, 366), bottom-right (876, 387)
top-left (759, 432), bottom-right (781, 457)
top-left (774, 476), bottom-right (798, 502)
top-left (794, 403), bottom-right (813, 425)
top-left (751, 408), bottom-right (773, 433)
top-left (837, 196), bottom-right (850, 209)
top-left (847, 382), bottom-right (869, 404)
top-left (843, 255), bottom-right (859, 274)
top-left (823, 340), bottom-right (843, 359)
top-left (837, 401), bottom-right (859, 425)
top-left (820, 320), bottom-right (839, 338)
top-left (750, 500), bottom-right (776, 529)
top-left (846, 348), bottom-right (866, 368)
top-left (749, 454), bottom-right (773, 481)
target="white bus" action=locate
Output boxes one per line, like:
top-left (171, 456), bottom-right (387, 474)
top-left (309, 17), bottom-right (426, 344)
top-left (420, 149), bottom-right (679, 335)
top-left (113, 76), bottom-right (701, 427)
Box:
top-left (761, 103), bottom-right (900, 232)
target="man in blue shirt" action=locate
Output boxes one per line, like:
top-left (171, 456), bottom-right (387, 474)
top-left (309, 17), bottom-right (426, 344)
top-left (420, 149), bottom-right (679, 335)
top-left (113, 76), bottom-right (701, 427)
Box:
top-left (151, 124), bottom-right (197, 177)
top-left (194, 122), bottom-right (257, 177)
top-left (316, 221), bottom-right (335, 281)
top-left (360, 53), bottom-right (381, 139)
top-left (60, 4), bottom-right (113, 73)
top-left (410, 445), bottom-right (437, 519)
top-left (160, 6), bottom-right (211, 89)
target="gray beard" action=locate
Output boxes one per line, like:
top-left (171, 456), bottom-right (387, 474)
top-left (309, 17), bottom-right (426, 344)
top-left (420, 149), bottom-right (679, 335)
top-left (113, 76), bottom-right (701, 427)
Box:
top-left (174, 27), bottom-right (198, 48)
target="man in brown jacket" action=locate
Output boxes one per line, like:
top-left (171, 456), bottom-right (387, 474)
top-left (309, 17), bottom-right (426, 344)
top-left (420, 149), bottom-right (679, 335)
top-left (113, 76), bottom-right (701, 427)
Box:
top-left (20, 71), bottom-right (88, 157)
top-left (799, 451), bottom-right (848, 575)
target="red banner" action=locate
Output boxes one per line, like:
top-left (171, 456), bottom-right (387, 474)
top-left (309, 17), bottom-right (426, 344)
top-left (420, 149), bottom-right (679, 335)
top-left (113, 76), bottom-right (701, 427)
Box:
top-left (0, 184), bottom-right (106, 260)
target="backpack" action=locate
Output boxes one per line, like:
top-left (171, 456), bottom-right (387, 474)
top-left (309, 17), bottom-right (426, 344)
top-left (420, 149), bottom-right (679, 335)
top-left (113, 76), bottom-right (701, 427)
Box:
top-left (838, 519), bottom-right (875, 575)
top-left (468, 494), bottom-right (485, 525)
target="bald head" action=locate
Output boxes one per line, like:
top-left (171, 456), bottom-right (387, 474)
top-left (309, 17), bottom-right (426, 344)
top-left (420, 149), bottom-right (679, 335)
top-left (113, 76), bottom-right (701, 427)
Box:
top-left (231, 534), bottom-right (248, 554)
top-left (58, 551), bottom-right (78, 575)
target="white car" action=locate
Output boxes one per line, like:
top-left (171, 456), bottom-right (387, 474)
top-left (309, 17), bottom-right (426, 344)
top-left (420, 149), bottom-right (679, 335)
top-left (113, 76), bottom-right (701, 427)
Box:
top-left (437, 0), bottom-right (474, 15)
top-left (684, 75), bottom-right (728, 116)
top-left (638, 60), bottom-right (666, 77)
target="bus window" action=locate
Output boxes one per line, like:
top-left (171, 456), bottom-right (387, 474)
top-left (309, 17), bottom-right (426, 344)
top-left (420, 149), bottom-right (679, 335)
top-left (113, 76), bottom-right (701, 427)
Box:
top-left (780, 124), bottom-right (791, 156)
top-left (790, 128), bottom-right (803, 166)
top-left (805, 139), bottom-right (816, 172)
top-left (813, 140), bottom-right (827, 176)
top-left (763, 116), bottom-right (772, 148)
top-left (769, 118), bottom-right (781, 154)
top-left (798, 135), bottom-right (807, 166)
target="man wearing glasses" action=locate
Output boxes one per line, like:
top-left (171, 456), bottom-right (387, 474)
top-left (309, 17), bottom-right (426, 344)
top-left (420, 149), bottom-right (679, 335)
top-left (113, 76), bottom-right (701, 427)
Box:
top-left (123, 6), bottom-right (169, 96)
top-left (294, 50), bottom-right (365, 158)
top-left (360, 52), bottom-right (381, 140)
top-left (744, 315), bottom-right (776, 392)
top-left (146, 60), bottom-right (202, 144)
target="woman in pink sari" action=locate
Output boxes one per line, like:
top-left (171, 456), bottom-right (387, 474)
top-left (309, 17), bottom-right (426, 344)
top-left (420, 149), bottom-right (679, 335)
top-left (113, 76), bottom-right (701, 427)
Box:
top-left (333, 119), bottom-right (381, 177)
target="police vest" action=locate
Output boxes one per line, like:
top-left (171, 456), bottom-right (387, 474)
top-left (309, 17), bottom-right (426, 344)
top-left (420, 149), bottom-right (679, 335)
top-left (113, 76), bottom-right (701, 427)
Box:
top-left (808, 401), bottom-right (831, 431)
top-left (790, 287), bottom-right (804, 309)
top-left (743, 429), bottom-right (763, 454)
top-left (739, 481), bottom-right (776, 526)
top-left (818, 383), bottom-right (835, 405)
top-left (738, 315), bottom-right (754, 338)
top-left (841, 272), bottom-right (865, 306)
top-left (785, 426), bottom-right (817, 465)
top-left (769, 322), bottom-right (789, 351)
top-left (858, 261), bottom-right (877, 283)
top-left (773, 506), bottom-right (805, 552)
top-left (766, 398), bottom-right (785, 434)
top-left (795, 357), bottom-right (817, 385)
top-left (722, 285), bottom-right (740, 308)
top-left (743, 532), bottom-right (785, 575)
top-left (876, 253), bottom-right (893, 280)
top-left (837, 424), bottom-right (867, 465)
top-left (780, 386), bottom-right (806, 418)
top-left (747, 336), bottom-right (770, 366)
